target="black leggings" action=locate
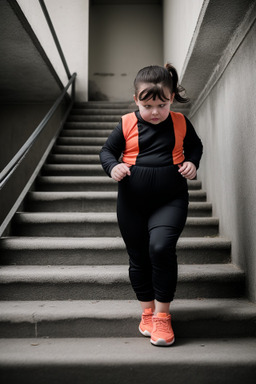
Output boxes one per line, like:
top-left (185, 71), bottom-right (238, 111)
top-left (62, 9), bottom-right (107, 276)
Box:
top-left (117, 165), bottom-right (188, 303)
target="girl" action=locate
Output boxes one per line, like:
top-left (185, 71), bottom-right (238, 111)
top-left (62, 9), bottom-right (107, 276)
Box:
top-left (100, 64), bottom-right (203, 347)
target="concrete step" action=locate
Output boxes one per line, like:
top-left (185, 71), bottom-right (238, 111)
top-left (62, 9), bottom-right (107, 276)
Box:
top-left (36, 176), bottom-right (202, 192)
top-left (60, 128), bottom-right (111, 137)
top-left (36, 176), bottom-right (118, 191)
top-left (64, 121), bottom-right (117, 129)
top-left (47, 154), bottom-right (100, 164)
top-left (0, 299), bottom-right (255, 338)
top-left (0, 237), bottom-right (231, 265)
top-left (57, 136), bottom-right (106, 145)
top-left (25, 192), bottom-right (212, 216)
top-left (74, 101), bottom-right (135, 109)
top-left (41, 164), bottom-right (106, 176)
top-left (68, 108), bottom-right (134, 116)
top-left (1, 338), bottom-right (256, 384)
top-left (3, 336), bottom-right (256, 384)
top-left (39, 165), bottom-right (206, 198)
top-left (12, 212), bottom-right (218, 237)
top-left (0, 264), bottom-right (245, 300)
top-left (66, 115), bottom-right (122, 122)
top-left (53, 145), bottom-right (102, 154)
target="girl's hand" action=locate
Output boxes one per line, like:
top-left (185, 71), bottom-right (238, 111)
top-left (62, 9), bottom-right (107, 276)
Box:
top-left (111, 163), bottom-right (131, 181)
top-left (178, 161), bottom-right (197, 180)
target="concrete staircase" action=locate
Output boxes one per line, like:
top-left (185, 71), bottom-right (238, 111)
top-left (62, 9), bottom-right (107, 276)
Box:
top-left (0, 102), bottom-right (256, 383)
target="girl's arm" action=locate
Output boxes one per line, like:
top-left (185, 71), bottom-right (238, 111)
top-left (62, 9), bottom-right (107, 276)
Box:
top-left (183, 116), bottom-right (203, 169)
top-left (110, 162), bottom-right (131, 181)
top-left (99, 120), bottom-right (126, 177)
top-left (178, 161), bottom-right (197, 180)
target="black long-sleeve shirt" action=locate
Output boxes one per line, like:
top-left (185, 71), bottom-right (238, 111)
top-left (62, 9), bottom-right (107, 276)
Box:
top-left (100, 110), bottom-right (203, 177)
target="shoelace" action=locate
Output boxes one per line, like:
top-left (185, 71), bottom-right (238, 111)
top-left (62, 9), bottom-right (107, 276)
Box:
top-left (154, 317), bottom-right (170, 332)
top-left (142, 313), bottom-right (153, 325)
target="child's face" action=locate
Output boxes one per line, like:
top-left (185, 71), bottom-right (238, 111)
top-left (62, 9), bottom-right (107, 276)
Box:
top-left (134, 83), bottom-right (174, 125)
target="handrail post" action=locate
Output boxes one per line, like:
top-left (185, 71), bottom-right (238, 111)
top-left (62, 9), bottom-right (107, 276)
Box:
top-left (71, 76), bottom-right (76, 103)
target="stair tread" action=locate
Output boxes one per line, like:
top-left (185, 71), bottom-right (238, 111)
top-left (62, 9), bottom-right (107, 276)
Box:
top-left (65, 122), bottom-right (117, 127)
top-left (37, 175), bottom-right (117, 185)
top-left (15, 211), bottom-right (217, 224)
top-left (49, 154), bottom-right (100, 159)
top-left (73, 101), bottom-right (136, 108)
top-left (44, 164), bottom-right (104, 168)
top-left (27, 191), bottom-right (211, 207)
top-left (57, 138), bottom-right (106, 145)
top-left (1, 338), bottom-right (256, 384)
top-left (66, 116), bottom-right (123, 122)
top-left (1, 337), bottom-right (256, 366)
top-left (61, 128), bottom-right (112, 135)
top-left (36, 176), bottom-right (202, 190)
top-left (0, 236), bottom-right (230, 250)
top-left (62, 126), bottom-right (116, 133)
top-left (0, 298), bottom-right (255, 321)
top-left (28, 191), bottom-right (208, 199)
top-left (69, 108), bottom-right (134, 115)
top-left (0, 264), bottom-right (244, 282)
top-left (53, 145), bottom-right (102, 153)
top-left (54, 145), bottom-right (102, 149)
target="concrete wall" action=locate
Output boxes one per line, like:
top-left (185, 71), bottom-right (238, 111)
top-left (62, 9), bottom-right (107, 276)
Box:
top-left (191, 20), bottom-right (256, 301)
top-left (17, 0), bottom-right (89, 101)
top-left (89, 2), bottom-right (163, 101)
top-left (163, 0), bottom-right (204, 77)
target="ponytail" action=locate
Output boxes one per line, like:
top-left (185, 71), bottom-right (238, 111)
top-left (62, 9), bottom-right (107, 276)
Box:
top-left (165, 63), bottom-right (189, 103)
top-left (134, 63), bottom-right (189, 104)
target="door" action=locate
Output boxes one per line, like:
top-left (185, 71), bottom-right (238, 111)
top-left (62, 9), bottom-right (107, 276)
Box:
top-left (89, 0), bottom-right (163, 101)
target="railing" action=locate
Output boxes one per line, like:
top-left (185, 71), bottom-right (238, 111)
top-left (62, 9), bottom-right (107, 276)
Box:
top-left (0, 0), bottom-right (77, 189)
top-left (39, 0), bottom-right (71, 80)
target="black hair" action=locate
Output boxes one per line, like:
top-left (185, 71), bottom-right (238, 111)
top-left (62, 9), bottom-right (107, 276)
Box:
top-left (134, 63), bottom-right (189, 103)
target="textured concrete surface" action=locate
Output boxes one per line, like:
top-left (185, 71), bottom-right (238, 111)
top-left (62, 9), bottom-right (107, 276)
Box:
top-left (0, 235), bottom-right (231, 265)
top-left (13, 212), bottom-right (219, 237)
top-left (0, 1), bottom-right (62, 102)
top-left (1, 338), bottom-right (256, 384)
top-left (0, 264), bottom-right (244, 301)
top-left (0, 299), bottom-right (255, 338)
top-left (191, 3), bottom-right (256, 301)
top-left (180, 0), bottom-right (256, 109)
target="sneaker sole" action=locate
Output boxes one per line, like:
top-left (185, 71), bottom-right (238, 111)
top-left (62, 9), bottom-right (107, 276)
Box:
top-left (150, 337), bottom-right (175, 347)
top-left (139, 326), bottom-right (151, 337)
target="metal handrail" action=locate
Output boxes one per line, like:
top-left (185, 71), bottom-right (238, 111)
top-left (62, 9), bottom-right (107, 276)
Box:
top-left (39, 0), bottom-right (71, 79)
top-left (0, 73), bottom-right (77, 190)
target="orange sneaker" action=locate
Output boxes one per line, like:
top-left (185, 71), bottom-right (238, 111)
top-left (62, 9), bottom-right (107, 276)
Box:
top-left (150, 313), bottom-right (175, 346)
top-left (139, 308), bottom-right (154, 337)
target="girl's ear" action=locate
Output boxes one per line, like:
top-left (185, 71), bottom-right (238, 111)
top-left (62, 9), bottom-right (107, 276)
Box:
top-left (133, 94), bottom-right (139, 105)
top-left (170, 93), bottom-right (175, 104)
